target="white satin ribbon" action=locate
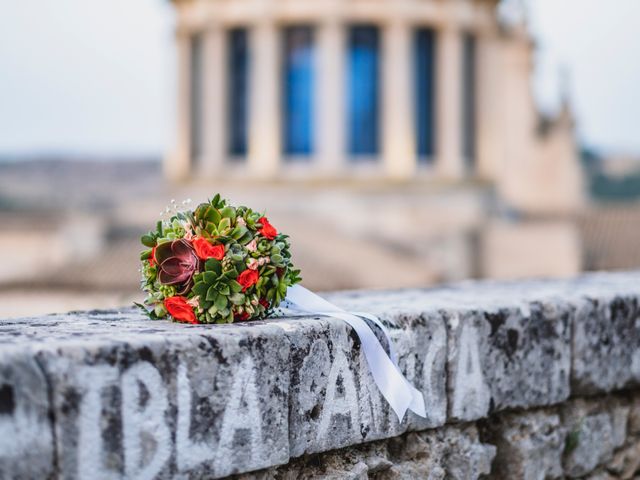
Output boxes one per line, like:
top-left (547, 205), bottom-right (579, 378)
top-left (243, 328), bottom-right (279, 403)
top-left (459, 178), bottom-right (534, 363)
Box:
top-left (282, 284), bottom-right (426, 422)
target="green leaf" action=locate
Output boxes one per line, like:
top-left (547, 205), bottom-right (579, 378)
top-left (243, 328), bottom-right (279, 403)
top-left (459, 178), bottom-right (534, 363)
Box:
top-left (238, 231), bottom-right (253, 244)
top-left (229, 280), bottom-right (243, 293)
top-left (231, 225), bottom-right (248, 240)
top-left (218, 217), bottom-right (231, 232)
top-left (204, 206), bottom-right (221, 224)
top-left (206, 286), bottom-right (218, 302)
top-left (224, 267), bottom-right (239, 279)
top-left (154, 303), bottom-right (167, 318)
top-left (220, 206), bottom-right (236, 222)
top-left (214, 295), bottom-right (228, 310)
top-left (205, 258), bottom-right (222, 275)
top-left (217, 284), bottom-right (230, 296)
top-left (192, 283), bottom-right (208, 298)
top-left (229, 252), bottom-right (244, 262)
top-left (140, 249), bottom-right (152, 260)
top-left (133, 302), bottom-right (154, 319)
top-left (229, 292), bottom-right (245, 305)
top-left (203, 271), bottom-right (218, 284)
top-left (271, 254), bottom-right (284, 266)
top-left (141, 233), bottom-right (156, 248)
top-left (205, 223), bottom-right (217, 235)
top-left (263, 266), bottom-right (277, 276)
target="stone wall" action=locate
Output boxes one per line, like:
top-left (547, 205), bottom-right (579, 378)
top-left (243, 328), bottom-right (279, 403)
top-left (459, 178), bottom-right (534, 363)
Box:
top-left (1, 271), bottom-right (639, 479)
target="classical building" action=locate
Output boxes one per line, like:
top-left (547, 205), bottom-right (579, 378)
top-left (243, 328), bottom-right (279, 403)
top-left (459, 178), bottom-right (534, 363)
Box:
top-left (167, 0), bottom-right (584, 215)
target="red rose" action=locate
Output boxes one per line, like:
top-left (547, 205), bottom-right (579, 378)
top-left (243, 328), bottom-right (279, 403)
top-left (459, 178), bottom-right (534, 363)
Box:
top-left (258, 217), bottom-right (277, 240)
top-left (192, 237), bottom-right (225, 261)
top-left (149, 245), bottom-right (157, 266)
top-left (234, 311), bottom-right (251, 322)
top-left (164, 296), bottom-right (198, 324)
top-left (237, 269), bottom-right (259, 292)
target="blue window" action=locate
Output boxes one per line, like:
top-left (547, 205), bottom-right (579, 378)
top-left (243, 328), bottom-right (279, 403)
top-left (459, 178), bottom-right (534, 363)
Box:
top-left (414, 28), bottom-right (437, 162)
top-left (282, 26), bottom-right (314, 157)
top-left (227, 28), bottom-right (249, 158)
top-left (347, 26), bottom-right (380, 158)
top-left (190, 33), bottom-right (204, 162)
top-left (462, 33), bottom-right (476, 167)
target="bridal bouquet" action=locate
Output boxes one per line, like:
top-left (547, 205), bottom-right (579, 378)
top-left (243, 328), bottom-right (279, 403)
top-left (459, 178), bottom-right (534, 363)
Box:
top-left (138, 194), bottom-right (301, 324)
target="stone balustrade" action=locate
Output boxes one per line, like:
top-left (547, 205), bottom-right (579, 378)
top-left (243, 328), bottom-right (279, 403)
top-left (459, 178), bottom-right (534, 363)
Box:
top-left (1, 271), bottom-right (640, 479)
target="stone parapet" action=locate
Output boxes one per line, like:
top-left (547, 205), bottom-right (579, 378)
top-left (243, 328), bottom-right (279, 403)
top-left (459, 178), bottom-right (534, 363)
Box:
top-left (1, 271), bottom-right (639, 478)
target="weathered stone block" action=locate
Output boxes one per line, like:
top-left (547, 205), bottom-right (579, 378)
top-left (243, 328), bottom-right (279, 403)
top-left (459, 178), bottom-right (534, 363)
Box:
top-left (325, 291), bottom-right (449, 431)
top-left (239, 423), bottom-right (494, 480)
top-left (484, 410), bottom-right (564, 480)
top-left (280, 306), bottom-right (447, 457)
top-left (34, 320), bottom-right (290, 479)
top-left (446, 300), bottom-right (571, 422)
top-left (606, 441), bottom-right (640, 479)
top-left (571, 295), bottom-right (640, 395)
top-left (629, 393), bottom-right (640, 435)
top-left (561, 398), bottom-right (629, 478)
top-left (383, 310), bottom-right (448, 433)
top-left (282, 316), bottom-right (402, 457)
top-left (0, 346), bottom-right (55, 479)
top-left (440, 425), bottom-right (496, 480)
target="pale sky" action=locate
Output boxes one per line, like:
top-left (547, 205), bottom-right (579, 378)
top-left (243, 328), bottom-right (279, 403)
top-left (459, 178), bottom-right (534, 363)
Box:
top-left (0, 0), bottom-right (638, 157)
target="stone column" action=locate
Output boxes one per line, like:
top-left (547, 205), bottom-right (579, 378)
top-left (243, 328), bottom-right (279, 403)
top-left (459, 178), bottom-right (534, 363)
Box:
top-left (436, 25), bottom-right (464, 180)
top-left (248, 21), bottom-right (280, 179)
top-left (165, 30), bottom-right (192, 181)
top-left (316, 19), bottom-right (345, 176)
top-left (201, 24), bottom-right (226, 178)
top-left (475, 30), bottom-right (502, 181)
top-left (383, 20), bottom-right (415, 180)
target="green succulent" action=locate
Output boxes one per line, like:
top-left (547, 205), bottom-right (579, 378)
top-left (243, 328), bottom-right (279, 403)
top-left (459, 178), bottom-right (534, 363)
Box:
top-left (191, 258), bottom-right (245, 323)
top-left (194, 199), bottom-right (255, 244)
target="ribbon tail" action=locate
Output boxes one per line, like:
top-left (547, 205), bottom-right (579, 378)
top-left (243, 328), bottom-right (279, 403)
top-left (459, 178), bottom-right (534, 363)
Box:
top-left (283, 286), bottom-right (397, 362)
top-left (284, 285), bottom-right (426, 421)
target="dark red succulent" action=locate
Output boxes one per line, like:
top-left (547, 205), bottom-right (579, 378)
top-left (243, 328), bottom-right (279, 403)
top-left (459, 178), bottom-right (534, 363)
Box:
top-left (155, 239), bottom-right (200, 295)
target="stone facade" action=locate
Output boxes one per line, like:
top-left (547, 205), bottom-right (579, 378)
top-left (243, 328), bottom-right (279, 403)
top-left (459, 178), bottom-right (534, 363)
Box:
top-left (1, 271), bottom-right (640, 478)
top-left (166, 0), bottom-right (584, 216)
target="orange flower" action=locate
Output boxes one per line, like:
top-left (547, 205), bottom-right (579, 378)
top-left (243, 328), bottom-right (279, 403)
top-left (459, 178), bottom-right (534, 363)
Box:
top-left (237, 269), bottom-right (259, 292)
top-left (164, 296), bottom-right (198, 324)
top-left (258, 217), bottom-right (277, 240)
top-left (149, 245), bottom-right (157, 266)
top-left (192, 237), bottom-right (225, 261)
